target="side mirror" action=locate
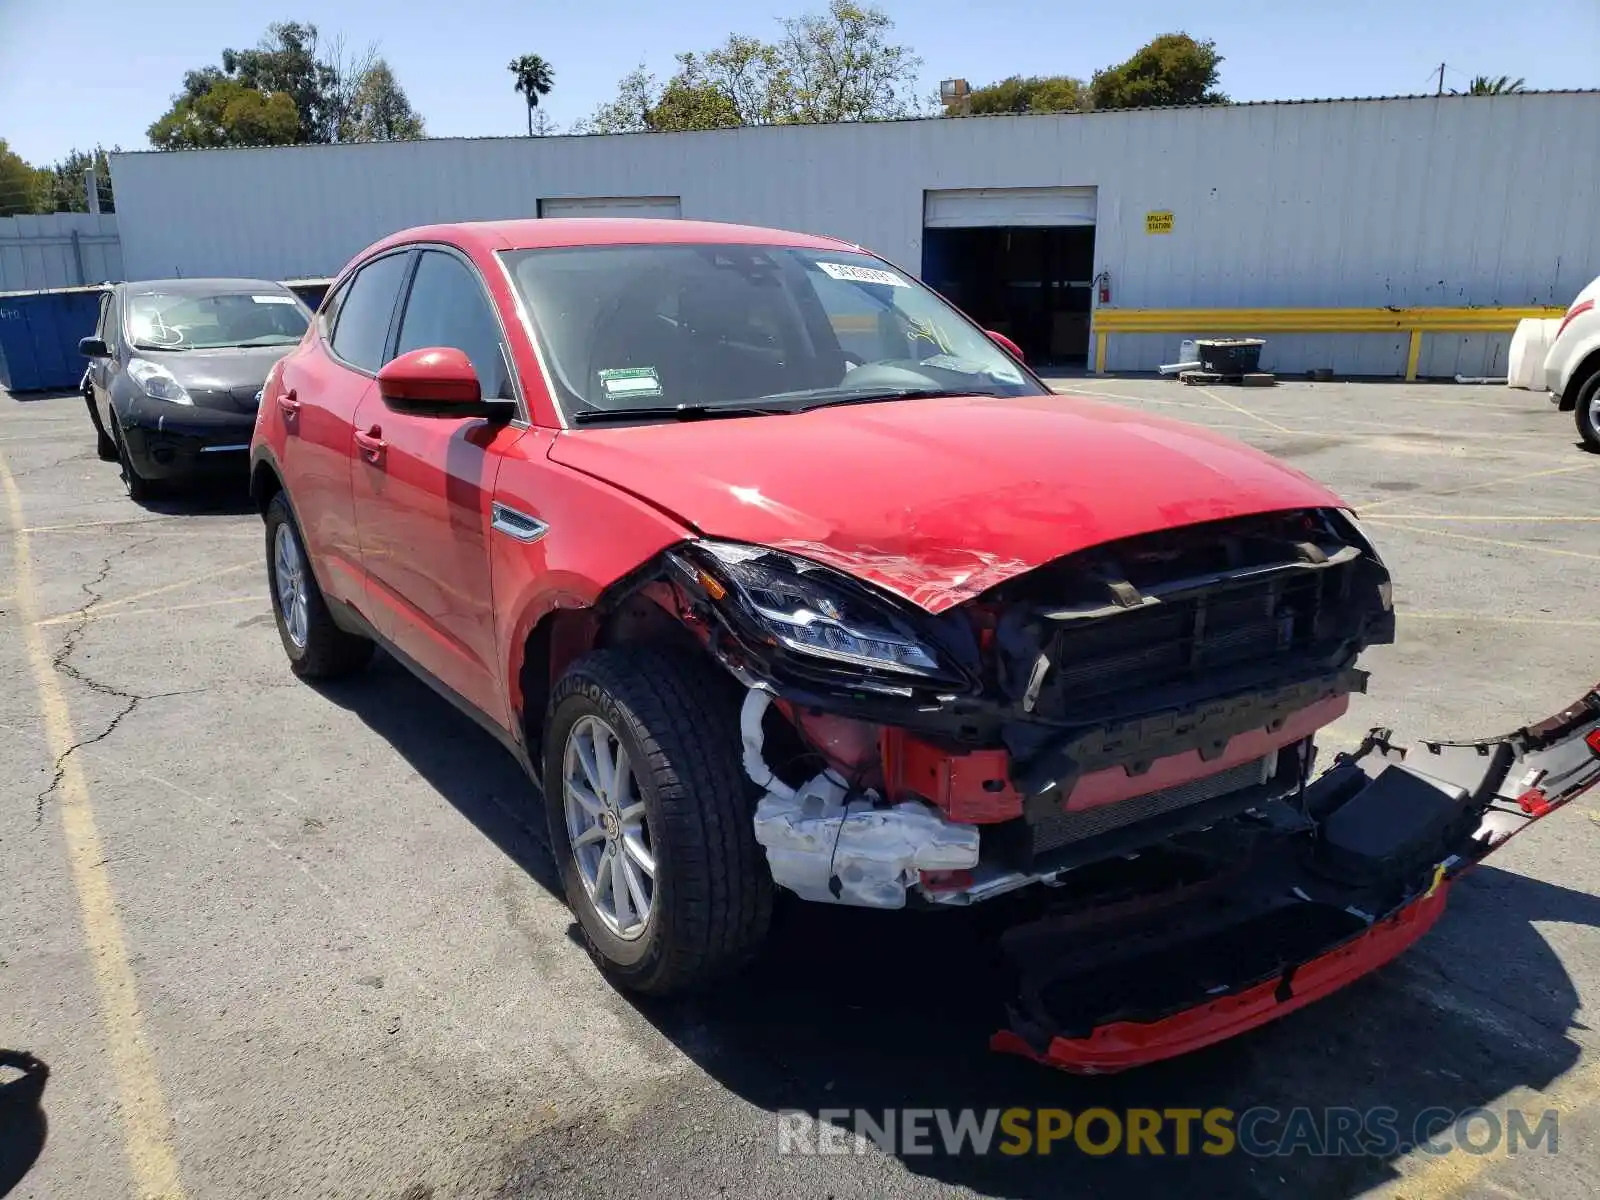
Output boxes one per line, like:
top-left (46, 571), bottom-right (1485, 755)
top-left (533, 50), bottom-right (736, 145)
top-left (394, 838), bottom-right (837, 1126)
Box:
top-left (79, 337), bottom-right (110, 358)
top-left (377, 347), bottom-right (512, 419)
top-left (984, 330), bottom-right (1025, 363)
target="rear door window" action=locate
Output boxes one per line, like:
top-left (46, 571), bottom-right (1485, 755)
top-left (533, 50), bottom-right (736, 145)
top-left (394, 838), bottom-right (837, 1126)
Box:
top-left (330, 252), bottom-right (410, 373)
top-left (392, 250), bottom-right (514, 399)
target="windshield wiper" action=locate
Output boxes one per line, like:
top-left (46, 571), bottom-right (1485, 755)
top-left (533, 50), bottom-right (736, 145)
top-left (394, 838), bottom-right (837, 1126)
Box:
top-left (572, 403), bottom-right (789, 425)
top-left (131, 342), bottom-right (189, 351)
top-left (797, 387), bottom-right (997, 412)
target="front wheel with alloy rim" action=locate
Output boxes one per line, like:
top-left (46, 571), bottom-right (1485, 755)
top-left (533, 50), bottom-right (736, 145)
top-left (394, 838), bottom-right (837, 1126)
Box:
top-left (263, 491), bottom-right (374, 679)
top-left (544, 647), bottom-right (773, 996)
top-left (1576, 371), bottom-right (1600, 452)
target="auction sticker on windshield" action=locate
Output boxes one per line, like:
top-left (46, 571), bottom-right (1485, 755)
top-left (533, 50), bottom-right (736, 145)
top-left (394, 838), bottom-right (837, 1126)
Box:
top-left (818, 262), bottom-right (909, 287)
top-left (252, 295), bottom-right (299, 305)
top-left (598, 366), bottom-right (664, 399)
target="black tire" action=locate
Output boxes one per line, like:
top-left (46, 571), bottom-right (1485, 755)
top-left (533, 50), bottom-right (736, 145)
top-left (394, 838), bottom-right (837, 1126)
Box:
top-left (543, 647), bottom-right (773, 996)
top-left (1575, 371), bottom-right (1600, 453)
top-left (86, 393), bottom-right (117, 461)
top-left (109, 412), bottom-right (152, 502)
top-left (264, 491), bottom-right (374, 679)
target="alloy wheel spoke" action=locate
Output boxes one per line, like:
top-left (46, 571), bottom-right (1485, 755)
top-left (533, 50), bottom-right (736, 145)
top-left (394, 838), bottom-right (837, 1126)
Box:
top-left (620, 854), bottom-right (651, 919)
top-left (621, 833), bottom-right (655, 878)
top-left (572, 823), bottom-right (607, 849)
top-left (572, 729), bottom-right (603, 797)
top-left (566, 778), bottom-right (604, 816)
top-left (610, 848), bottom-right (634, 927)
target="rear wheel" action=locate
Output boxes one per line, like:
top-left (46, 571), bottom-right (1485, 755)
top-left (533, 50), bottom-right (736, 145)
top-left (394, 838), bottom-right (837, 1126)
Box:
top-left (544, 647), bottom-right (772, 996)
top-left (264, 491), bottom-right (373, 679)
top-left (1575, 371), bottom-right (1600, 452)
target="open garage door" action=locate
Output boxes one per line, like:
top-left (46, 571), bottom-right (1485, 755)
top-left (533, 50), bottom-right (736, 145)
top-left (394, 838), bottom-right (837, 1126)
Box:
top-left (538, 196), bottom-right (682, 219)
top-left (922, 187), bottom-right (1097, 366)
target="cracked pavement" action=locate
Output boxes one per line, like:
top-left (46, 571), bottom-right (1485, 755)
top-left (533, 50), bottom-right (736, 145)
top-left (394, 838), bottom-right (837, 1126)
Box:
top-left (3, 379), bottom-right (1600, 1200)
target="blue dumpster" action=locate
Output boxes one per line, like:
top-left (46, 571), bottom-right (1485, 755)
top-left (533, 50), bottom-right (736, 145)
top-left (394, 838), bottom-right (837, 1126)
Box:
top-left (0, 286), bottom-right (108, 393)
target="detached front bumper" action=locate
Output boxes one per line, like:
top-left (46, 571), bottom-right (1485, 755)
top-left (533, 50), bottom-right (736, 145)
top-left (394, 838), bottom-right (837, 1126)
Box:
top-left (120, 400), bottom-right (256, 481)
top-left (989, 683), bottom-right (1600, 1074)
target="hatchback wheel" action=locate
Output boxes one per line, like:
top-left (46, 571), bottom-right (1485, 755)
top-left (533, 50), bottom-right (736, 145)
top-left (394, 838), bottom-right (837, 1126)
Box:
top-left (109, 413), bottom-right (152, 502)
top-left (86, 394), bottom-right (117, 461)
top-left (1576, 372), bottom-right (1600, 453)
top-left (264, 491), bottom-right (374, 679)
top-left (544, 647), bottom-right (772, 995)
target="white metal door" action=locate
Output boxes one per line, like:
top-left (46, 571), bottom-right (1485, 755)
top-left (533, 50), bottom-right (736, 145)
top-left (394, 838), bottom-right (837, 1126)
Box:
top-left (537, 196), bottom-right (682, 219)
top-left (923, 187), bottom-right (1097, 228)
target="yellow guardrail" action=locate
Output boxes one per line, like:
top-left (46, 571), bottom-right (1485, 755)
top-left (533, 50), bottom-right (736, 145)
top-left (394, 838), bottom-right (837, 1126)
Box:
top-left (1091, 306), bottom-right (1565, 380)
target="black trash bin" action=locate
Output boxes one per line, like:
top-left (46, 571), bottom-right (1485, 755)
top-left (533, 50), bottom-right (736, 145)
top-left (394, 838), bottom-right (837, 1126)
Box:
top-left (1195, 337), bottom-right (1265, 375)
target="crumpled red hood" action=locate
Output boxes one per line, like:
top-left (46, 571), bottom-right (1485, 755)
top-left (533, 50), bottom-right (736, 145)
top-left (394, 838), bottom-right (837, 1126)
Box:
top-left (548, 392), bottom-right (1344, 612)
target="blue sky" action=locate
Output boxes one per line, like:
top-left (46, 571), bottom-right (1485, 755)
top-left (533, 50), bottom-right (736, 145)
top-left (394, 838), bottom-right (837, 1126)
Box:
top-left (2, 0), bottom-right (1594, 164)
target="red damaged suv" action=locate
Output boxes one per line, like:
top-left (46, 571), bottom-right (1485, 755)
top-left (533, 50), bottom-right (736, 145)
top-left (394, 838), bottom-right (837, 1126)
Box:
top-left (250, 219), bottom-right (1600, 1072)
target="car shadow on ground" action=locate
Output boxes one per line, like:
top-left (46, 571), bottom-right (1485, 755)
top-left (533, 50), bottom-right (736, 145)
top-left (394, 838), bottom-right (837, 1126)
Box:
top-left (0, 1050), bottom-right (50, 1198)
top-left (315, 653), bottom-right (1597, 1199)
top-left (127, 478), bottom-right (256, 518)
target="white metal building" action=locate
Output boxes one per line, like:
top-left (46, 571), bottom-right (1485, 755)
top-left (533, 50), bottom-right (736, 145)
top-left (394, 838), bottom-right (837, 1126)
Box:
top-left (109, 91), bottom-right (1600, 375)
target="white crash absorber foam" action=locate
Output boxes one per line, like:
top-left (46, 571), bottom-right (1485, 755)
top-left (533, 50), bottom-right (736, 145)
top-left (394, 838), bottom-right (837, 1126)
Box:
top-left (751, 774), bottom-right (982, 909)
top-left (740, 687), bottom-right (980, 908)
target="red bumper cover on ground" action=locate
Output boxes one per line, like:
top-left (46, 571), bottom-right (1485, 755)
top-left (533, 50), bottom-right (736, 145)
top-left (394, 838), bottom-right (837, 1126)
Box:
top-left (990, 882), bottom-right (1452, 1074)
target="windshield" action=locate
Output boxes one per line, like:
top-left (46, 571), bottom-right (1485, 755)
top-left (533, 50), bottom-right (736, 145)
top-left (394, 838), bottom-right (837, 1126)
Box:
top-left (500, 243), bottom-right (1045, 422)
top-left (126, 289), bottom-right (310, 351)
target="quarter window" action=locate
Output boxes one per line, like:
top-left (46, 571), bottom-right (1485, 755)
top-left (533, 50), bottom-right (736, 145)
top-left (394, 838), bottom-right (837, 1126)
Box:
top-left (330, 253), bottom-right (410, 373)
top-left (393, 250), bottom-right (513, 399)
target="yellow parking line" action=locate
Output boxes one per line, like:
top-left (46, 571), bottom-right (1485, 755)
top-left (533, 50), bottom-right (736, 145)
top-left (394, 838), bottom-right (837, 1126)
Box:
top-left (1358, 464), bottom-right (1590, 514)
top-left (1364, 518), bottom-right (1600, 563)
top-left (1377, 1060), bottom-right (1600, 1199)
top-left (0, 453), bottom-right (188, 1199)
top-left (41, 561), bottom-right (259, 623)
top-left (1374, 514), bottom-right (1600, 522)
top-left (1195, 386), bottom-right (1294, 433)
top-left (34, 594), bottom-right (266, 628)
top-left (1398, 610), bottom-right (1600, 628)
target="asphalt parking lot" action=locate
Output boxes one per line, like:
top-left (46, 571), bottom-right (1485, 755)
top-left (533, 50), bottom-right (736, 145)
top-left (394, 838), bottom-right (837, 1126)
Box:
top-left (2, 375), bottom-right (1598, 1200)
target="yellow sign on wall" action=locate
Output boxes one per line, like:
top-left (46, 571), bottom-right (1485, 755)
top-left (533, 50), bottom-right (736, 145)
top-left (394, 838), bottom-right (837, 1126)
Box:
top-left (1145, 210), bottom-right (1174, 234)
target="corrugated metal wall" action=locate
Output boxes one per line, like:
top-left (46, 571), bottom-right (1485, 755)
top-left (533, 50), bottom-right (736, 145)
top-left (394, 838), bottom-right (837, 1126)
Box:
top-left (109, 93), bottom-right (1600, 375)
top-left (0, 213), bottom-right (122, 292)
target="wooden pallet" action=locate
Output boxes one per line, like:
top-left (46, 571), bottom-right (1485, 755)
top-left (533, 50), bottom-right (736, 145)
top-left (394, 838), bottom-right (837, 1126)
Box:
top-left (1178, 370), bottom-right (1276, 387)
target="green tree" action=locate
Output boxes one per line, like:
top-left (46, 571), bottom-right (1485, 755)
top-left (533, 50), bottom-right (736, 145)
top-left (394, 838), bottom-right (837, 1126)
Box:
top-left (1461, 74), bottom-right (1526, 95)
top-left (147, 79), bottom-right (302, 149)
top-left (581, 1), bottom-right (922, 133)
top-left (348, 60), bottom-right (426, 140)
top-left (963, 74), bottom-right (1089, 115)
top-left (579, 65), bottom-right (655, 134)
top-left (649, 73), bottom-right (743, 132)
top-left (1090, 32), bottom-right (1226, 110)
top-left (509, 54), bottom-right (555, 135)
top-left (777, 0), bottom-right (923, 122)
top-left (148, 22), bottom-right (426, 148)
top-left (0, 140), bottom-right (48, 216)
top-left (33, 147), bottom-right (117, 212)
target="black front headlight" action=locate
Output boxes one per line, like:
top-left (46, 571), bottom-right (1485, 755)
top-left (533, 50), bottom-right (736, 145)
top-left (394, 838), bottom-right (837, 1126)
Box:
top-left (671, 539), bottom-right (966, 685)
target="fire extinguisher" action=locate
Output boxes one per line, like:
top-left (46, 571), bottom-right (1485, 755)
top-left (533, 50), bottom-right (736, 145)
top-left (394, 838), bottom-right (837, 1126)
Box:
top-left (1096, 270), bottom-right (1112, 305)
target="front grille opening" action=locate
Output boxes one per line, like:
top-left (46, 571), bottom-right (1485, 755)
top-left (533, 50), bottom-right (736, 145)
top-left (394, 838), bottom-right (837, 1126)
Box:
top-left (1030, 754), bottom-right (1276, 855)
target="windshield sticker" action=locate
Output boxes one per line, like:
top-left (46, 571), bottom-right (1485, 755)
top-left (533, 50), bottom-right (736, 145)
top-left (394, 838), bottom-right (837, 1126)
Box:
top-left (818, 261), bottom-right (909, 288)
top-left (598, 366), bottom-right (663, 399)
top-left (252, 295), bottom-right (298, 305)
top-left (920, 354), bottom-right (985, 375)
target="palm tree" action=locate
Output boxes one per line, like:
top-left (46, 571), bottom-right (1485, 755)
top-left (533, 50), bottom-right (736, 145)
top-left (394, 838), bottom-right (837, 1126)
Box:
top-left (509, 55), bottom-right (555, 135)
top-left (1464, 74), bottom-right (1527, 95)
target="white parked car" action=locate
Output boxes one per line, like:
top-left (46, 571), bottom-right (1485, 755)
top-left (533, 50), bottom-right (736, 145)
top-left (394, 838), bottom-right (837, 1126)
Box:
top-left (1544, 273), bottom-right (1600, 451)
